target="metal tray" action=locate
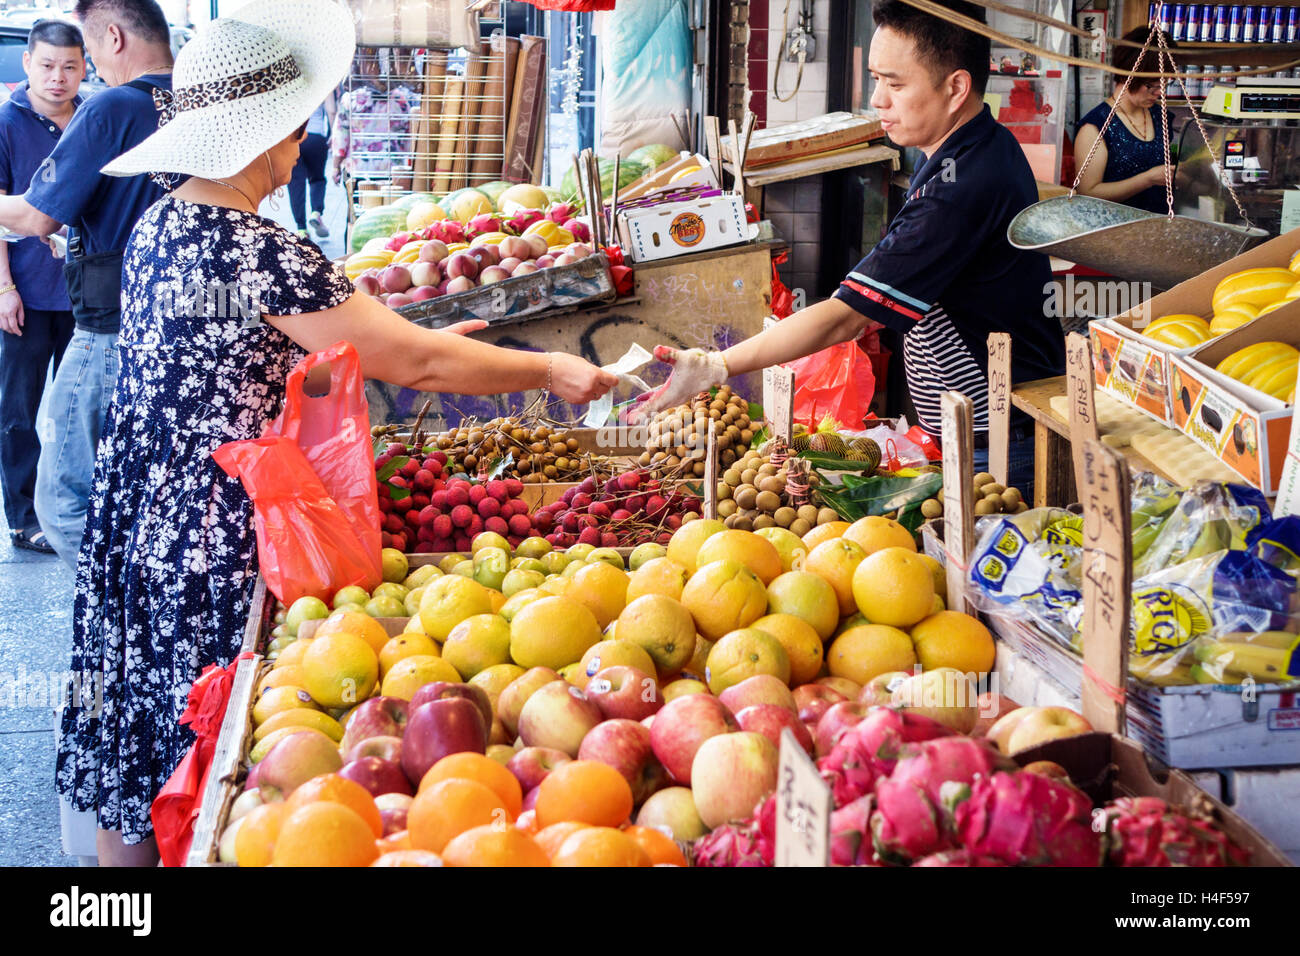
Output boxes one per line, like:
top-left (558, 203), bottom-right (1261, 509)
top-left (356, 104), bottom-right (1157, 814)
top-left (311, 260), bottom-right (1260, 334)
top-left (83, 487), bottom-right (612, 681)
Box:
top-left (1008, 195), bottom-right (1267, 291)
top-left (393, 252), bottom-right (616, 330)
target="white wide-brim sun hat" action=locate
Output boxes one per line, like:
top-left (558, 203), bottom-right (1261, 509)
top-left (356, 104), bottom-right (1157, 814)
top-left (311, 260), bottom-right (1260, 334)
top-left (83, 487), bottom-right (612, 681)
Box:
top-left (103, 0), bottom-right (356, 180)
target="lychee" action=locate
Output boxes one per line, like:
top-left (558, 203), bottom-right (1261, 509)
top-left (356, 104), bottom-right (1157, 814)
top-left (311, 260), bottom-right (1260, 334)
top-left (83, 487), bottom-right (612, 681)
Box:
top-left (446, 483), bottom-right (469, 508)
top-left (508, 514), bottom-right (532, 537)
top-left (450, 504), bottom-right (473, 528)
top-left (479, 497), bottom-right (500, 519)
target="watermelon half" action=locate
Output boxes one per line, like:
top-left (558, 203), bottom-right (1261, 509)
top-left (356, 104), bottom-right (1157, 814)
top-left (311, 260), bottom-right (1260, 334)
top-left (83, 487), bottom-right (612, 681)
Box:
top-left (349, 205), bottom-right (409, 252)
top-left (559, 158), bottom-right (646, 206)
top-left (626, 143), bottom-right (680, 171)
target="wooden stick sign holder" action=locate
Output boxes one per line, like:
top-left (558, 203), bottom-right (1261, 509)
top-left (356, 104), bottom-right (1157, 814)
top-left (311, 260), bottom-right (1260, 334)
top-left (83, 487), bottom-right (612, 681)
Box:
top-left (702, 420), bottom-right (720, 520)
top-left (1064, 332), bottom-right (1101, 500)
top-left (1079, 439), bottom-right (1131, 736)
top-left (940, 391), bottom-right (977, 615)
top-left (986, 332), bottom-right (1012, 486)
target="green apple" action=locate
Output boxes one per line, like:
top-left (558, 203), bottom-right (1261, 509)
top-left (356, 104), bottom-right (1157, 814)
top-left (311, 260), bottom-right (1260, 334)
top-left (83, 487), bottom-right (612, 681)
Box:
top-left (372, 582), bottom-right (409, 602)
top-left (561, 558), bottom-right (589, 578)
top-left (381, 547), bottom-right (409, 583)
top-left (473, 546), bottom-right (511, 591)
top-left (501, 568), bottom-right (544, 597)
top-left (540, 551), bottom-right (572, 575)
top-left (364, 595), bottom-right (407, 618)
top-left (587, 547), bottom-right (624, 569)
top-left (472, 531), bottom-right (511, 557)
top-left (403, 564), bottom-right (440, 589)
top-left (439, 553), bottom-right (468, 574)
top-left (629, 542), bottom-right (667, 570)
top-left (566, 543), bottom-right (596, 562)
top-left (284, 595), bottom-right (329, 636)
top-left (499, 587), bottom-right (544, 622)
top-left (266, 634), bottom-right (295, 655)
top-left (516, 537), bottom-right (552, 559)
top-left (404, 586), bottom-right (426, 617)
top-left (452, 559), bottom-right (475, 578)
top-left (332, 585), bottom-right (370, 610)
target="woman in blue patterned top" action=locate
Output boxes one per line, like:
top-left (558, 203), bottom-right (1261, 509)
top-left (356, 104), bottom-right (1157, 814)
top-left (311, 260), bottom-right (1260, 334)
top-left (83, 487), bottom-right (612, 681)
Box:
top-left (1074, 28), bottom-right (1179, 214)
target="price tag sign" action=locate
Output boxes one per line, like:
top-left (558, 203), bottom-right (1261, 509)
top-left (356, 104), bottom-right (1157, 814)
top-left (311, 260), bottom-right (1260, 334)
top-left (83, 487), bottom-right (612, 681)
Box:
top-left (986, 333), bottom-right (1011, 486)
top-left (762, 365), bottom-right (795, 444)
top-left (1080, 439), bottom-right (1130, 736)
top-left (1065, 332), bottom-right (1100, 500)
top-left (941, 392), bottom-right (975, 616)
top-left (703, 421), bottom-right (719, 520)
top-left (1275, 402), bottom-right (1300, 517)
top-left (774, 729), bottom-right (831, 867)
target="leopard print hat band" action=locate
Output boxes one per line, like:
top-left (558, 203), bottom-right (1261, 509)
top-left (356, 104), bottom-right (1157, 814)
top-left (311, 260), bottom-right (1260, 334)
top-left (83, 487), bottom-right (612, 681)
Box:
top-left (152, 54), bottom-right (303, 127)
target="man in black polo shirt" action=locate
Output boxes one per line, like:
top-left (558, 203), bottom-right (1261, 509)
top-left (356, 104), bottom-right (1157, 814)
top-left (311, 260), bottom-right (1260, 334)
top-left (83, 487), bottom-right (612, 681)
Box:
top-left (633, 0), bottom-right (1064, 488)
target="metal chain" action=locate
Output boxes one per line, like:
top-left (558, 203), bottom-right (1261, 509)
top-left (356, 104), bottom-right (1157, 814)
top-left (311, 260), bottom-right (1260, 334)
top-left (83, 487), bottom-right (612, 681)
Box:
top-left (1070, 23), bottom-right (1157, 196)
top-left (1154, 29), bottom-right (1253, 228)
top-left (1158, 36), bottom-right (1174, 218)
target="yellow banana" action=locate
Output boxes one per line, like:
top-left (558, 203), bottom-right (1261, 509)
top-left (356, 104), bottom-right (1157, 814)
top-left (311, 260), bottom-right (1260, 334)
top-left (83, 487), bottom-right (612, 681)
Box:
top-left (1129, 653), bottom-right (1196, 686)
top-left (1212, 268), bottom-right (1300, 311)
top-left (1193, 639), bottom-right (1299, 682)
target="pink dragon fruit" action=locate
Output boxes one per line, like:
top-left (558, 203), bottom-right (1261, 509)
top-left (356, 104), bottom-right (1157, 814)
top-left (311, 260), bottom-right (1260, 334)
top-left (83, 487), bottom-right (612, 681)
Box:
top-left (505, 209), bottom-right (544, 234)
top-left (691, 822), bottom-right (770, 867)
top-left (466, 213), bottom-right (502, 238)
top-left (954, 771), bottom-right (1103, 867)
top-left (546, 201), bottom-right (577, 224)
top-left (427, 220), bottom-right (466, 245)
top-left (753, 793), bottom-right (777, 866)
top-left (1101, 797), bottom-right (1249, 867)
top-left (830, 794), bottom-right (875, 866)
top-left (871, 773), bottom-right (953, 864)
top-left (913, 850), bottom-right (1008, 867)
top-left (384, 230), bottom-right (412, 252)
top-left (562, 218), bottom-right (591, 243)
top-left (818, 707), bottom-right (955, 807)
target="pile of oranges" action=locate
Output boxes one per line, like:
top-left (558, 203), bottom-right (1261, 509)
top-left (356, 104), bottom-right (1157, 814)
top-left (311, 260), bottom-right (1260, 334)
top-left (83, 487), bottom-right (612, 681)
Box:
top-left (235, 754), bottom-right (686, 867)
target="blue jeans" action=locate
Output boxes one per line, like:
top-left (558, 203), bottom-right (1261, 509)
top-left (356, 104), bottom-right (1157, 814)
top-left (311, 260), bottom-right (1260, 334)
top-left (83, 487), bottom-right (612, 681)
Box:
top-left (33, 328), bottom-right (118, 569)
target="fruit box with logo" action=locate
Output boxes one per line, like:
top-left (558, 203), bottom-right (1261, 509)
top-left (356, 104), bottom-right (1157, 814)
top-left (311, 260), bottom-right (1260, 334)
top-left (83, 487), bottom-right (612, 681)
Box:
top-left (617, 193), bottom-right (759, 264)
top-left (1168, 306), bottom-right (1300, 494)
top-left (1091, 230), bottom-right (1300, 427)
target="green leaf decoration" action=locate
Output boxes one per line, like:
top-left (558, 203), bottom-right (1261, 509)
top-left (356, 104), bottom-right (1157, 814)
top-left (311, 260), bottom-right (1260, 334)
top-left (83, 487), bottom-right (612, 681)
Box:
top-left (376, 455), bottom-right (409, 482)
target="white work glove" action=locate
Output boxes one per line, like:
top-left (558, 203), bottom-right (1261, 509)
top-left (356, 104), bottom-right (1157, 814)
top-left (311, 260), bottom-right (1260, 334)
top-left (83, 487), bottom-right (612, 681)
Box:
top-left (627, 346), bottom-right (729, 424)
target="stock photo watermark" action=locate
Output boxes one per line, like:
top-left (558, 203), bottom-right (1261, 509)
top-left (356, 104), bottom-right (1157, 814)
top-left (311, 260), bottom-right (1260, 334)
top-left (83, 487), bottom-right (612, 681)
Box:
top-left (0, 665), bottom-right (102, 717)
top-left (1044, 275), bottom-right (1154, 326)
top-left (152, 279), bottom-right (263, 328)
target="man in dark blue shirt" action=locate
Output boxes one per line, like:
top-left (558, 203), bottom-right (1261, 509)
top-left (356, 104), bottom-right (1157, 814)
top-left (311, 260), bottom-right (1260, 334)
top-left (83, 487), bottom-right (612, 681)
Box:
top-left (0, 0), bottom-right (172, 568)
top-left (633, 0), bottom-right (1065, 490)
top-left (0, 20), bottom-right (84, 553)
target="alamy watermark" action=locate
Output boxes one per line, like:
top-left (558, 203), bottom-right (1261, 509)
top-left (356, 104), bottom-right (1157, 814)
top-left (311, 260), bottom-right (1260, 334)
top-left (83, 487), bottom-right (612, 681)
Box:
top-left (1044, 274), bottom-right (1153, 326)
top-left (152, 279), bottom-right (263, 328)
top-left (0, 665), bottom-right (102, 717)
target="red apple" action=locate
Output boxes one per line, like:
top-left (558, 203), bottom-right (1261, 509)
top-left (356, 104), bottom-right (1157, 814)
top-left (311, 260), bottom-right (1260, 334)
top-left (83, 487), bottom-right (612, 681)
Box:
top-left (817, 676), bottom-right (862, 700)
top-left (586, 664), bottom-right (662, 721)
top-left (1005, 707), bottom-right (1094, 755)
top-left (344, 734), bottom-right (402, 765)
top-left (417, 239), bottom-right (449, 264)
top-left (256, 730), bottom-right (343, 800)
top-left (578, 718), bottom-right (668, 804)
top-left (972, 691), bottom-right (1022, 739)
top-left (814, 701), bottom-right (871, 758)
top-left (793, 683), bottom-right (848, 726)
top-left (649, 693), bottom-right (739, 785)
top-left (690, 731), bottom-right (779, 829)
top-left (339, 696), bottom-right (409, 756)
top-left (522, 785), bottom-right (540, 812)
top-left (517, 680), bottom-right (603, 757)
top-left (736, 704), bottom-right (814, 755)
top-left (505, 746), bottom-right (571, 792)
top-left (858, 671), bottom-right (911, 708)
top-left (498, 667), bottom-right (560, 736)
top-left (410, 681), bottom-right (492, 733)
top-left (400, 696), bottom-right (488, 784)
top-left (375, 792), bottom-right (412, 835)
top-left (445, 252), bottom-right (478, 280)
top-left (339, 756), bottom-right (413, 797)
top-left (719, 674), bottom-right (797, 716)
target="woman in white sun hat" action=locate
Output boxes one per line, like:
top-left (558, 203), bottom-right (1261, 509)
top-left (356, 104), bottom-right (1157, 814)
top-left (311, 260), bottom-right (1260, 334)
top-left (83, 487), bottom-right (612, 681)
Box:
top-left (56, 0), bottom-right (617, 866)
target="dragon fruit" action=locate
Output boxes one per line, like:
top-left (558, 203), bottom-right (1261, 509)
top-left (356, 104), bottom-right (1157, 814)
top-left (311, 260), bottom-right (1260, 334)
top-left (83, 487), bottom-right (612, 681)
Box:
top-left (562, 218), bottom-right (592, 243)
top-left (426, 220), bottom-right (466, 245)
top-left (1100, 797), bottom-right (1249, 867)
top-left (505, 209), bottom-right (544, 234)
top-left (871, 773), bottom-right (953, 864)
top-left (691, 822), bottom-right (770, 867)
top-left (913, 850), bottom-right (1008, 867)
top-left (830, 794), bottom-right (876, 866)
top-left (753, 794), bottom-right (777, 866)
top-left (818, 707), bottom-right (955, 807)
top-left (955, 771), bottom-right (1103, 866)
top-left (384, 230), bottom-right (413, 252)
top-left (546, 201), bottom-right (577, 224)
top-left (466, 213), bottom-right (502, 238)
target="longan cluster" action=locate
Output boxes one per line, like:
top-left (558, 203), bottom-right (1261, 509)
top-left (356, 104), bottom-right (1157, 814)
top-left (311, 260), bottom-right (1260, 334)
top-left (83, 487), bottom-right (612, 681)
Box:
top-left (717, 449), bottom-right (839, 534)
top-left (636, 387), bottom-right (755, 479)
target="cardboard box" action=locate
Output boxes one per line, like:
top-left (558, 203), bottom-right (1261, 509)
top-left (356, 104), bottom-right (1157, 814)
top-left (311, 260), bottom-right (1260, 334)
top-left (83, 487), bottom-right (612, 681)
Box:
top-left (1169, 306), bottom-right (1297, 492)
top-left (617, 193), bottom-right (758, 264)
top-left (1097, 230), bottom-right (1300, 456)
top-left (617, 153), bottom-right (719, 205)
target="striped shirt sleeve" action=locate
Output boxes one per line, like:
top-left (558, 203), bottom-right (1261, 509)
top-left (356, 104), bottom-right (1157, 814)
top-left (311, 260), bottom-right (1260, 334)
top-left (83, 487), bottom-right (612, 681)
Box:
top-left (832, 192), bottom-right (984, 334)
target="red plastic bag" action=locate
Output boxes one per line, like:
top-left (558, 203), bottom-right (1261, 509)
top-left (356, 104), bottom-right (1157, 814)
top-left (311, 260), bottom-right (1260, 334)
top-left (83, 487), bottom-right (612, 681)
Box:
top-left (785, 340), bottom-right (878, 432)
top-left (151, 651), bottom-right (253, 866)
top-left (212, 341), bottom-right (382, 604)
top-left (771, 251), bottom-right (795, 319)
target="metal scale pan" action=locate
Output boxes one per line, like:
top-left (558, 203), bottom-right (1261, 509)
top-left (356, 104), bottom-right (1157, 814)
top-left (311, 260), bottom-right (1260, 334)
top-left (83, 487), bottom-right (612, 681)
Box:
top-left (1008, 195), bottom-right (1267, 292)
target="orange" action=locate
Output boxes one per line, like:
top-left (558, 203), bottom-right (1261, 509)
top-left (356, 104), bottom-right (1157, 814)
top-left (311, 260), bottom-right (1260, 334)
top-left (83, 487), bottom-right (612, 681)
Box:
top-left (704, 627), bottom-right (791, 693)
top-left (272, 638), bottom-right (311, 670)
top-left (250, 706), bottom-right (343, 744)
top-left (271, 802), bottom-right (380, 867)
top-left (300, 632), bottom-right (379, 708)
top-left (842, 515), bottom-right (917, 556)
top-left (440, 824), bottom-right (550, 867)
top-left (535, 760), bottom-right (633, 829)
top-left (624, 825), bottom-right (688, 866)
top-left (408, 778), bottom-right (511, 853)
top-left (314, 609), bottom-right (391, 655)
top-left (551, 826), bottom-right (652, 867)
top-left (375, 830), bottom-right (412, 854)
top-left (378, 632), bottom-right (440, 679)
top-left (534, 821), bottom-right (591, 859)
top-left (625, 557), bottom-right (690, 603)
top-left (695, 529), bottom-right (783, 585)
top-left (614, 596), bottom-right (697, 679)
top-left (442, 613), bottom-right (513, 680)
top-left (565, 561), bottom-right (630, 629)
top-left (509, 596), bottom-right (602, 670)
top-left (764, 571), bottom-right (839, 640)
top-left (851, 547), bottom-right (936, 628)
top-left (828, 624), bottom-right (917, 685)
top-left (257, 665), bottom-right (306, 696)
top-left (372, 849), bottom-right (443, 867)
top-left (910, 610), bottom-right (995, 675)
top-left (802, 521), bottom-right (850, 551)
top-left (679, 559), bottom-right (769, 641)
top-left (804, 538), bottom-right (868, 617)
top-left (234, 802), bottom-right (287, 867)
top-left (284, 773), bottom-right (383, 838)
top-left (251, 684), bottom-right (320, 727)
top-left (666, 518), bottom-right (725, 574)
top-left (419, 752), bottom-right (523, 817)
top-left (380, 654), bottom-right (461, 700)
top-left (750, 613), bottom-right (824, 686)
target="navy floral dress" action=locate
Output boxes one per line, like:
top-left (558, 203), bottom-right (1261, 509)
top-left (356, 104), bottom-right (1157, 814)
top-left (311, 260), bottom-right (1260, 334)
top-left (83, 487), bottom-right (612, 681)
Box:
top-left (55, 195), bottom-right (353, 843)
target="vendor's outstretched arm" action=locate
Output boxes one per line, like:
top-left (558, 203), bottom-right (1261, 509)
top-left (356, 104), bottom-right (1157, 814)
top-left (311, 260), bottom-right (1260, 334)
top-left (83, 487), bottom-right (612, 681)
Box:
top-left (722, 297), bottom-right (865, 374)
